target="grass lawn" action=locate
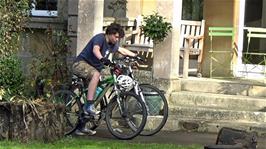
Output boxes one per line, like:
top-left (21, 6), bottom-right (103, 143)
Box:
top-left (0, 137), bottom-right (202, 149)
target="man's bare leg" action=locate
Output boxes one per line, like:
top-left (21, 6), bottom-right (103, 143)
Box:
top-left (83, 71), bottom-right (100, 115)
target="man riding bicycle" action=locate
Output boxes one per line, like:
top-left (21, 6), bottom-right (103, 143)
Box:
top-left (72, 23), bottom-right (138, 136)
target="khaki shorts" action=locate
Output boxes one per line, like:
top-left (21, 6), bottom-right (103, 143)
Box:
top-left (72, 60), bottom-right (98, 81)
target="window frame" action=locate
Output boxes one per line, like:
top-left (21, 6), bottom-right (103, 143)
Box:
top-left (30, 0), bottom-right (58, 17)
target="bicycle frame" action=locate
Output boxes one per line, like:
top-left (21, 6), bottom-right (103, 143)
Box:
top-left (71, 67), bottom-right (132, 121)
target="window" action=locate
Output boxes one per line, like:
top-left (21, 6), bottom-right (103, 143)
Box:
top-left (182, 0), bottom-right (204, 21)
top-left (30, 0), bottom-right (58, 17)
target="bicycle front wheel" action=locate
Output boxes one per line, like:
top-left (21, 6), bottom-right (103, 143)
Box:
top-left (105, 91), bottom-right (147, 140)
top-left (51, 90), bottom-right (80, 135)
top-left (139, 84), bottom-right (168, 136)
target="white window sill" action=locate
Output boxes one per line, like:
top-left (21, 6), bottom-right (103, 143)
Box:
top-left (30, 10), bottom-right (58, 17)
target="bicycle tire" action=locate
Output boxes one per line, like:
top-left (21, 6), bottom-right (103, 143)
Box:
top-left (139, 84), bottom-right (168, 136)
top-left (51, 90), bottom-right (81, 135)
top-left (105, 91), bottom-right (147, 140)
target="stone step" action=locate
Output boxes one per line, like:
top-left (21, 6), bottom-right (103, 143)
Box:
top-left (170, 91), bottom-right (266, 111)
top-left (163, 118), bottom-right (266, 136)
top-left (181, 77), bottom-right (266, 98)
top-left (169, 106), bottom-right (266, 123)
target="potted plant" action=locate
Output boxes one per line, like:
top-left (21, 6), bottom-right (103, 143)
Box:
top-left (141, 12), bottom-right (172, 45)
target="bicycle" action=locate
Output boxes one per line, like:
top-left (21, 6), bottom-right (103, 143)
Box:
top-left (51, 62), bottom-right (147, 140)
top-left (113, 56), bottom-right (169, 136)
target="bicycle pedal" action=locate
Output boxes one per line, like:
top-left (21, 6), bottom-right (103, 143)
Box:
top-left (83, 113), bottom-right (100, 120)
top-left (93, 114), bottom-right (100, 120)
top-left (114, 128), bottom-right (123, 133)
top-left (83, 114), bottom-right (94, 119)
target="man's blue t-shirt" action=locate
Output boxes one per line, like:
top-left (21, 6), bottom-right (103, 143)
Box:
top-left (76, 33), bottom-right (119, 71)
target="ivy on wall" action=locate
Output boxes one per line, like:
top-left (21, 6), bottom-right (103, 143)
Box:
top-left (0, 0), bottom-right (29, 101)
top-left (0, 0), bottom-right (29, 57)
top-left (28, 29), bottom-right (71, 98)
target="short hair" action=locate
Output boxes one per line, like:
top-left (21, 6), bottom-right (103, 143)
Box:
top-left (105, 23), bottom-right (125, 38)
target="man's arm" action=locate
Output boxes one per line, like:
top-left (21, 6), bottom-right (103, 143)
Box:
top-left (93, 45), bottom-right (112, 66)
top-left (118, 47), bottom-right (137, 57)
top-left (93, 45), bottom-right (103, 60)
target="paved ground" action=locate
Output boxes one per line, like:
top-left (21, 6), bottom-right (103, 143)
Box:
top-left (77, 128), bottom-right (266, 149)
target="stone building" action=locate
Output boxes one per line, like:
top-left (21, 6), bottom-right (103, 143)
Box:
top-left (20, 0), bottom-right (266, 87)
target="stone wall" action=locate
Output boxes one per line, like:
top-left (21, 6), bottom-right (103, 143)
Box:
top-left (0, 102), bottom-right (65, 142)
top-left (132, 70), bottom-right (181, 99)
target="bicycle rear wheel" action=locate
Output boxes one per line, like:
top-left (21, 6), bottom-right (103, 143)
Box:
top-left (105, 91), bottom-right (147, 140)
top-left (51, 90), bottom-right (80, 135)
top-left (139, 84), bottom-right (168, 136)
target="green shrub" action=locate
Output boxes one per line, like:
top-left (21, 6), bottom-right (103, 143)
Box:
top-left (0, 55), bottom-right (25, 99)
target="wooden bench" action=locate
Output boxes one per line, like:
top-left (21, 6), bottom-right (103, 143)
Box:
top-left (123, 44), bottom-right (153, 70)
top-left (122, 18), bottom-right (205, 77)
top-left (103, 17), bottom-right (154, 70)
top-left (180, 20), bottom-right (205, 78)
top-left (122, 16), bottom-right (154, 70)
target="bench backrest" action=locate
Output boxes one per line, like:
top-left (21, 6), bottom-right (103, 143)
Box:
top-left (180, 20), bottom-right (205, 53)
top-left (128, 19), bottom-right (205, 51)
top-left (121, 18), bottom-right (205, 71)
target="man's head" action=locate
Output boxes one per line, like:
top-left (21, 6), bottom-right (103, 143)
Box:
top-left (105, 23), bottom-right (125, 44)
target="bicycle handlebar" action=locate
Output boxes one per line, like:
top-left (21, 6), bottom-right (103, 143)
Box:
top-left (113, 56), bottom-right (145, 64)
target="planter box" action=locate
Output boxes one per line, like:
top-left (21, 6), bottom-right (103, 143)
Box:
top-left (0, 101), bottom-right (65, 142)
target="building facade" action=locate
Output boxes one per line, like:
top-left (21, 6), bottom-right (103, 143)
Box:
top-left (21, 0), bottom-right (266, 80)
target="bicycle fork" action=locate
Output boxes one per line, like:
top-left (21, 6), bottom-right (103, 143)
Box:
top-left (133, 82), bottom-right (150, 115)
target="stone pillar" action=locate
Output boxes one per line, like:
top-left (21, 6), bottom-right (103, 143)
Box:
top-left (67, 0), bottom-right (79, 57)
top-left (152, 0), bottom-right (182, 93)
top-left (77, 0), bottom-right (104, 55)
top-left (262, 0), bottom-right (266, 27)
top-left (126, 0), bottom-right (142, 19)
top-left (260, 0), bottom-right (266, 52)
top-left (67, 0), bottom-right (104, 56)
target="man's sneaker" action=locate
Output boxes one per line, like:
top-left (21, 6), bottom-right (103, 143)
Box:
top-left (81, 128), bottom-right (97, 135)
top-left (74, 129), bottom-right (86, 136)
top-left (83, 104), bottom-right (100, 116)
top-left (75, 128), bottom-right (96, 136)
